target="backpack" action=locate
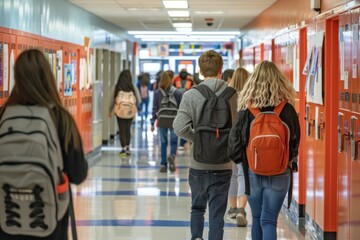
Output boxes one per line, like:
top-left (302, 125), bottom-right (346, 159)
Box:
top-left (246, 102), bottom-right (290, 176)
top-left (193, 85), bottom-right (236, 164)
top-left (140, 85), bottom-right (149, 99)
top-left (114, 90), bottom-right (137, 119)
top-left (157, 87), bottom-right (178, 128)
top-left (0, 105), bottom-right (69, 237)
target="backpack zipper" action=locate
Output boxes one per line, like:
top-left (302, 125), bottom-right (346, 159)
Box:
top-left (250, 135), bottom-right (284, 149)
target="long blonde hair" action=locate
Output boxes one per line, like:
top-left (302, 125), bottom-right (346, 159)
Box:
top-left (229, 67), bottom-right (249, 92)
top-left (237, 60), bottom-right (295, 110)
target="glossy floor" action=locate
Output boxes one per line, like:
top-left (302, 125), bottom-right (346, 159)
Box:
top-left (72, 121), bottom-right (305, 240)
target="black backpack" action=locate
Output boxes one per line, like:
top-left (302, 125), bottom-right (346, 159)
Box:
top-left (157, 87), bottom-right (178, 128)
top-left (193, 85), bottom-right (236, 164)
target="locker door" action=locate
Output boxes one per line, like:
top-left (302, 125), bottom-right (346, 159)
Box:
top-left (338, 11), bottom-right (352, 240)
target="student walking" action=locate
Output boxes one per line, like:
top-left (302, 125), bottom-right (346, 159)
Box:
top-left (228, 61), bottom-right (300, 240)
top-left (109, 70), bottom-right (141, 156)
top-left (151, 71), bottom-right (183, 172)
top-left (226, 67), bottom-right (250, 227)
top-left (0, 49), bottom-right (88, 240)
top-left (137, 72), bottom-right (152, 124)
top-left (173, 50), bottom-right (237, 240)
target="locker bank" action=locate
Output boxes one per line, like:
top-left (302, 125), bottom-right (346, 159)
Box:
top-left (0, 0), bottom-right (359, 239)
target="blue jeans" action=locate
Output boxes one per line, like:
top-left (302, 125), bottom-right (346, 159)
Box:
top-left (247, 168), bottom-right (290, 240)
top-left (158, 128), bottom-right (178, 165)
top-left (189, 169), bottom-right (232, 240)
top-left (140, 97), bottom-right (149, 121)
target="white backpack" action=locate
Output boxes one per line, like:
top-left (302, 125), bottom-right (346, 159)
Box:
top-left (0, 105), bottom-right (69, 237)
top-left (114, 90), bottom-right (137, 119)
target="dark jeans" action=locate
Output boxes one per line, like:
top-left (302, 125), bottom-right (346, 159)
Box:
top-left (189, 169), bottom-right (232, 240)
top-left (158, 128), bottom-right (178, 165)
top-left (247, 168), bottom-right (290, 240)
top-left (117, 117), bottom-right (133, 147)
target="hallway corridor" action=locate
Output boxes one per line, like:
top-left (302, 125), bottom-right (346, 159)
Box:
top-left (72, 121), bottom-right (305, 240)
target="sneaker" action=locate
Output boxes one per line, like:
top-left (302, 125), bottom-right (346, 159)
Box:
top-left (119, 150), bottom-right (127, 157)
top-left (236, 208), bottom-right (248, 227)
top-left (159, 165), bottom-right (167, 172)
top-left (226, 207), bottom-right (239, 219)
top-left (168, 155), bottom-right (176, 172)
top-left (126, 149), bottom-right (131, 156)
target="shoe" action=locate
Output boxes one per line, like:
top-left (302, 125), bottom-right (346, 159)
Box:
top-left (226, 207), bottom-right (239, 219)
top-left (119, 150), bottom-right (127, 157)
top-left (236, 208), bottom-right (248, 227)
top-left (168, 155), bottom-right (176, 172)
top-left (126, 149), bottom-right (131, 156)
top-left (178, 146), bottom-right (185, 151)
top-left (159, 165), bottom-right (167, 172)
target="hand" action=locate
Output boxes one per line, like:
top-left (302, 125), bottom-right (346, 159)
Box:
top-left (151, 125), bottom-right (155, 132)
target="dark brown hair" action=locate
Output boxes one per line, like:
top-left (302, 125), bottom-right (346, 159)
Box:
top-left (198, 50), bottom-right (223, 78)
top-left (0, 49), bottom-right (81, 152)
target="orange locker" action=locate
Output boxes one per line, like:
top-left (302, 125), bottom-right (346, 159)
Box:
top-left (254, 43), bottom-right (263, 66)
top-left (263, 39), bottom-right (273, 61)
top-left (338, 11), bottom-right (352, 240)
top-left (349, 7), bottom-right (360, 239)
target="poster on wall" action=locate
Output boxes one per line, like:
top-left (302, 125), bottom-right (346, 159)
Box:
top-left (56, 50), bottom-right (63, 92)
top-left (339, 26), bottom-right (345, 80)
top-left (3, 44), bottom-right (9, 94)
top-left (64, 64), bottom-right (72, 96)
top-left (80, 58), bottom-right (85, 90)
top-left (305, 31), bottom-right (324, 105)
top-left (71, 60), bottom-right (76, 85)
top-left (293, 43), bottom-right (300, 92)
top-left (9, 50), bottom-right (14, 94)
top-left (0, 43), bottom-right (3, 87)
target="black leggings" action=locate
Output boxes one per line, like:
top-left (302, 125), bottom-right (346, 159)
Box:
top-left (117, 118), bottom-right (133, 147)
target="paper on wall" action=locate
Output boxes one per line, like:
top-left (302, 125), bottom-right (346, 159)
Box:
top-left (315, 106), bottom-right (319, 140)
top-left (3, 44), bottom-right (9, 92)
top-left (9, 50), bottom-right (14, 94)
top-left (56, 50), bottom-right (63, 92)
top-left (340, 26), bottom-right (345, 80)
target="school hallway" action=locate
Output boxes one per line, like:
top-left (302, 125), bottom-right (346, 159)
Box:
top-left (72, 119), bottom-right (305, 240)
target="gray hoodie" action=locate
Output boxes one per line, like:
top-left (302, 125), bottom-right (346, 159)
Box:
top-left (173, 78), bottom-right (238, 170)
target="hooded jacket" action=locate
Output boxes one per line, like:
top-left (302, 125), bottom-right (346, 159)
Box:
top-left (173, 78), bottom-right (237, 171)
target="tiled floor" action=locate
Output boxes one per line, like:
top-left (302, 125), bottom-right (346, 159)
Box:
top-left (72, 121), bottom-right (305, 240)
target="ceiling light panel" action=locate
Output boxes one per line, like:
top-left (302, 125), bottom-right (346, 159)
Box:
top-left (173, 23), bottom-right (192, 28)
top-left (167, 10), bottom-right (190, 17)
top-left (162, 1), bottom-right (188, 9)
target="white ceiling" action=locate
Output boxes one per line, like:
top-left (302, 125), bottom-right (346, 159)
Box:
top-left (68, 0), bottom-right (277, 42)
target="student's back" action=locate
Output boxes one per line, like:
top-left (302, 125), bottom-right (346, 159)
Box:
top-left (0, 49), bottom-right (88, 240)
top-left (173, 50), bottom-right (237, 240)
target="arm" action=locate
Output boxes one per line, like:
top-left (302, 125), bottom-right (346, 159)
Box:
top-left (228, 111), bottom-right (248, 163)
top-left (108, 84), bottom-right (116, 115)
top-left (133, 83), bottom-right (142, 104)
top-left (173, 91), bottom-right (195, 142)
top-left (151, 90), bottom-right (160, 126)
top-left (58, 112), bottom-right (88, 184)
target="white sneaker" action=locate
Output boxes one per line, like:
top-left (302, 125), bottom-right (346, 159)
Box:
top-left (178, 146), bottom-right (185, 151)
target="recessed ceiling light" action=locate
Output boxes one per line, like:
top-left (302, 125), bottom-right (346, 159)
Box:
top-left (173, 23), bottom-right (192, 28)
top-left (162, 1), bottom-right (188, 9)
top-left (193, 11), bottom-right (223, 15)
top-left (167, 10), bottom-right (190, 17)
top-left (176, 27), bottom-right (192, 32)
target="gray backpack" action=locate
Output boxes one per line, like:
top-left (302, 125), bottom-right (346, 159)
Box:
top-left (157, 87), bottom-right (178, 128)
top-left (0, 105), bottom-right (69, 237)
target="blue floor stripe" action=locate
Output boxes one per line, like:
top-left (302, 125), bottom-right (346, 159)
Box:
top-left (75, 190), bottom-right (191, 197)
top-left (88, 177), bottom-right (188, 183)
top-left (76, 219), bottom-right (238, 227)
top-left (96, 165), bottom-right (189, 169)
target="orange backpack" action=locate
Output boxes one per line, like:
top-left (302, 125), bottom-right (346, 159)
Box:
top-left (246, 102), bottom-right (290, 176)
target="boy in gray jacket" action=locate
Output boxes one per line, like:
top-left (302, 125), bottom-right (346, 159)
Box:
top-left (173, 50), bottom-right (237, 240)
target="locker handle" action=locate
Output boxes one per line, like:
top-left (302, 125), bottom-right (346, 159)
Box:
top-left (318, 122), bottom-right (325, 129)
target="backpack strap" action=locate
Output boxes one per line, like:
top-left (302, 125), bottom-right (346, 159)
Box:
top-left (168, 86), bottom-right (176, 96)
top-left (194, 84), bottom-right (217, 99)
top-left (218, 87), bottom-right (236, 100)
top-left (273, 101), bottom-right (287, 115)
